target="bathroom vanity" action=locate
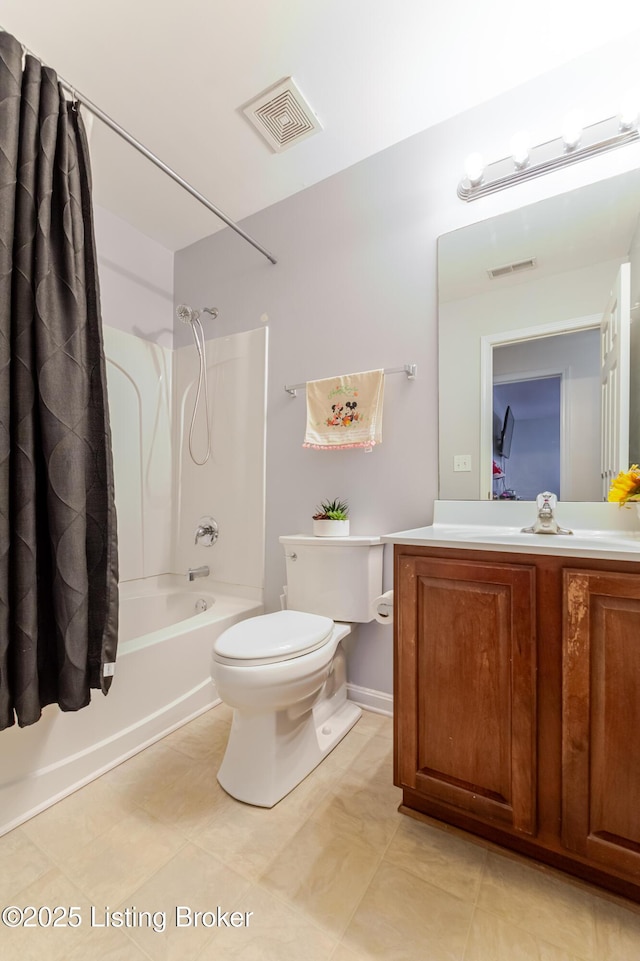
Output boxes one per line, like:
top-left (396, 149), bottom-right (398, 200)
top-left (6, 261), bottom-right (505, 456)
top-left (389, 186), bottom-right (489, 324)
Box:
top-left (384, 501), bottom-right (640, 903)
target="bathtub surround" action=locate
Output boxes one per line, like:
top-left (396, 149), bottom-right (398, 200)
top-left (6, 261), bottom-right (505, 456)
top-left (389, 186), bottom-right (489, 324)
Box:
top-left (0, 31), bottom-right (118, 730)
top-left (104, 327), bottom-right (173, 581)
top-left (104, 322), bottom-right (266, 592)
top-left (173, 327), bottom-right (267, 596)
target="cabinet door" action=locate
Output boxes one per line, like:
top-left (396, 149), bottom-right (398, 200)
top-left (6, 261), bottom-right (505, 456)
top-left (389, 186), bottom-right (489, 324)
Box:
top-left (396, 554), bottom-right (537, 835)
top-left (562, 569), bottom-right (640, 875)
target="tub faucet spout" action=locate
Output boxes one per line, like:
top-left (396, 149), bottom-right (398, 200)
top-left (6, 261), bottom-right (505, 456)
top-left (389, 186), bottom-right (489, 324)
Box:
top-left (187, 565), bottom-right (210, 581)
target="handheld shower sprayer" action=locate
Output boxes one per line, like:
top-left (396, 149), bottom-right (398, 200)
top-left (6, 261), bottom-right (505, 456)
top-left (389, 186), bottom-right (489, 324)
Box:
top-left (176, 304), bottom-right (219, 324)
top-left (176, 303), bottom-right (219, 465)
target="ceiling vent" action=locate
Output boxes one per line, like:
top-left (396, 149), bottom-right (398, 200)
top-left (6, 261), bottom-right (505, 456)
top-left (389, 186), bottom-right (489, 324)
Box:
top-left (487, 257), bottom-right (537, 279)
top-left (242, 77), bottom-right (322, 153)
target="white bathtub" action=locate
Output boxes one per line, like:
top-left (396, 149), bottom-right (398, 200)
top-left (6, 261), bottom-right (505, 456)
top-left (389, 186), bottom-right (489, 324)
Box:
top-left (0, 576), bottom-right (262, 835)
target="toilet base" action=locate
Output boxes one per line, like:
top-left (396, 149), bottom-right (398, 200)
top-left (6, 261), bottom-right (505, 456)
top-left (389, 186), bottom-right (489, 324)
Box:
top-left (216, 695), bottom-right (362, 808)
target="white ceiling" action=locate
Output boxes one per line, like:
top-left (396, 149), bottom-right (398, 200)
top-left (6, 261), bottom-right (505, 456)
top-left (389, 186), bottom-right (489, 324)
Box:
top-left (3, 1), bottom-right (640, 251)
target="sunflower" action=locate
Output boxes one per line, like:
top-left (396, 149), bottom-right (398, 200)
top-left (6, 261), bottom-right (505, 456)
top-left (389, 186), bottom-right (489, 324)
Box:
top-left (607, 465), bottom-right (640, 505)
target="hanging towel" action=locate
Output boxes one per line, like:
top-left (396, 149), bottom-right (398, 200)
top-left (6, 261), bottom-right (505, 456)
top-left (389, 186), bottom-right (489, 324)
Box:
top-left (303, 369), bottom-right (385, 451)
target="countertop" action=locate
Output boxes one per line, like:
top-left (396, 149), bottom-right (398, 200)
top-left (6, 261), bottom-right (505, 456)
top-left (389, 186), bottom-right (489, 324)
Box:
top-left (383, 501), bottom-right (640, 562)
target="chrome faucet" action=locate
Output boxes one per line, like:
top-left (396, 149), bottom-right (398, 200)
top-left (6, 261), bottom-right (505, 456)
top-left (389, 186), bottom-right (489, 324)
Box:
top-left (194, 518), bottom-right (219, 546)
top-left (521, 492), bottom-right (573, 535)
top-left (187, 565), bottom-right (210, 581)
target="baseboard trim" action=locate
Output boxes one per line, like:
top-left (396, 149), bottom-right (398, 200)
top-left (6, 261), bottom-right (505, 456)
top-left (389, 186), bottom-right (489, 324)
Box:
top-left (347, 683), bottom-right (393, 717)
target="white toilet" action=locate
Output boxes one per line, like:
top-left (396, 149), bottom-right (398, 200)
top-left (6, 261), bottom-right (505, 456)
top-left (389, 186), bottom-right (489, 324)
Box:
top-left (211, 534), bottom-right (383, 807)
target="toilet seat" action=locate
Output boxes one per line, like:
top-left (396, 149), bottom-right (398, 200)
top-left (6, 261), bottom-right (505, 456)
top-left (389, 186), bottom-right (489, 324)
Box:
top-left (212, 609), bottom-right (334, 667)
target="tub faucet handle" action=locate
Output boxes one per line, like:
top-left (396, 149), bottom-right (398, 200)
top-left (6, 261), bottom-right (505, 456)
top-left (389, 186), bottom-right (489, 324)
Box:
top-left (194, 516), bottom-right (219, 546)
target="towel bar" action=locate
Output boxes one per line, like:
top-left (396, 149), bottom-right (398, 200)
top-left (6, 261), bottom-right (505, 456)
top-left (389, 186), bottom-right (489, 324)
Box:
top-left (284, 364), bottom-right (417, 397)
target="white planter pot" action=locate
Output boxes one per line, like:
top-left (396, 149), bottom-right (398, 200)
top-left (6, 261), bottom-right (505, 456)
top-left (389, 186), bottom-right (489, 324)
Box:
top-left (312, 519), bottom-right (350, 537)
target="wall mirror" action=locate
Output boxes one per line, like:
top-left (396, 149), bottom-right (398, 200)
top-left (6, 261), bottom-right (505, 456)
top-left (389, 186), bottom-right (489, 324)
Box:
top-left (438, 169), bottom-right (640, 501)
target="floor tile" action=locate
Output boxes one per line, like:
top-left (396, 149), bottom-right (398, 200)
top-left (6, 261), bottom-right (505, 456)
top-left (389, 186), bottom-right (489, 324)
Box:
top-left (105, 739), bottom-right (195, 809)
top-left (351, 710), bottom-right (391, 739)
top-left (593, 895), bottom-right (640, 960)
top-left (191, 793), bottom-right (308, 884)
top-left (464, 908), bottom-right (588, 961)
top-left (136, 755), bottom-right (234, 834)
top-left (196, 883), bottom-right (337, 960)
top-left (65, 926), bottom-right (153, 960)
top-left (343, 860), bottom-right (474, 961)
top-left (309, 768), bottom-right (402, 852)
top-left (4, 707), bottom-right (640, 961)
top-left (0, 828), bottom-right (57, 905)
top-left (383, 817), bottom-right (487, 903)
top-left (0, 867), bottom-right (93, 961)
top-left (260, 818), bottom-right (382, 937)
top-left (21, 775), bottom-right (124, 863)
top-left (476, 852), bottom-right (600, 959)
top-left (59, 808), bottom-right (185, 905)
top-left (125, 841), bottom-right (250, 961)
top-left (317, 729), bottom-right (372, 776)
top-left (347, 733), bottom-right (395, 783)
top-left (273, 752), bottom-right (349, 823)
top-left (330, 944), bottom-right (372, 961)
top-left (162, 708), bottom-right (231, 762)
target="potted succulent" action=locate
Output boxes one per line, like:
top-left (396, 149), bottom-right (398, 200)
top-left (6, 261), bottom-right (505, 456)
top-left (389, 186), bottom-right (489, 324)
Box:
top-left (313, 498), bottom-right (350, 537)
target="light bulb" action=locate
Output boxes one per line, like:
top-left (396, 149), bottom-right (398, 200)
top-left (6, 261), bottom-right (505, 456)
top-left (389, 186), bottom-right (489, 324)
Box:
top-left (561, 111), bottom-right (584, 150)
top-left (463, 152), bottom-right (484, 187)
top-left (619, 92), bottom-right (639, 131)
top-left (510, 131), bottom-right (530, 169)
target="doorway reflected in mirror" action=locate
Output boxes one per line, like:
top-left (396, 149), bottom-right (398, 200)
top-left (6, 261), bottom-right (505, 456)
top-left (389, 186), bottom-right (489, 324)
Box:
top-left (492, 330), bottom-right (600, 501)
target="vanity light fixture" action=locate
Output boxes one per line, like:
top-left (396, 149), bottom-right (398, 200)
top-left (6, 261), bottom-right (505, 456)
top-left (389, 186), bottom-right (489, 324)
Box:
top-left (561, 110), bottom-right (584, 151)
top-left (463, 152), bottom-right (485, 187)
top-left (509, 131), bottom-right (531, 169)
top-left (458, 107), bottom-right (640, 201)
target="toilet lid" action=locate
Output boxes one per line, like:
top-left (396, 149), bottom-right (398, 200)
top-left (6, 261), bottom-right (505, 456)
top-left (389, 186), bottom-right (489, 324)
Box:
top-left (213, 610), bottom-right (334, 663)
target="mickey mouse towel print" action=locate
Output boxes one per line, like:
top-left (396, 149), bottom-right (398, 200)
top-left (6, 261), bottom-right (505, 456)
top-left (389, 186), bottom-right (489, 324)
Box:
top-left (303, 369), bottom-right (385, 451)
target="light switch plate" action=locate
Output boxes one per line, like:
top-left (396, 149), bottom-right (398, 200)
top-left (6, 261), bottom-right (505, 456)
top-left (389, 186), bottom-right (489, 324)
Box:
top-left (454, 454), bottom-right (472, 472)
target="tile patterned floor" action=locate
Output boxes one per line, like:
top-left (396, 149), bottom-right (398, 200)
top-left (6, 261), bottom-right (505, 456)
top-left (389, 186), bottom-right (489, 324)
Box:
top-left (2, 705), bottom-right (640, 960)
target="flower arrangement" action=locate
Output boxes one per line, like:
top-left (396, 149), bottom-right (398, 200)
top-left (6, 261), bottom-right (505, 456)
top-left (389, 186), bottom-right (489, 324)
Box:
top-left (607, 465), bottom-right (640, 506)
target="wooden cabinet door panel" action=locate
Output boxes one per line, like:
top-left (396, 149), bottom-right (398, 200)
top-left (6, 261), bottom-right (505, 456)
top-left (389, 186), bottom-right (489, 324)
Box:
top-left (396, 555), bottom-right (537, 835)
top-left (563, 570), bottom-right (640, 874)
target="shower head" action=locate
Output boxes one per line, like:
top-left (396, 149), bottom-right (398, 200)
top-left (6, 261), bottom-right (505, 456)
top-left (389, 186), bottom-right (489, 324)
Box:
top-left (176, 304), bottom-right (199, 324)
top-left (176, 304), bottom-right (219, 324)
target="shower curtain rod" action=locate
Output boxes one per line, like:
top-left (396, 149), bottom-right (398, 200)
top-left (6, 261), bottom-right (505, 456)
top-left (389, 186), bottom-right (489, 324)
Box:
top-left (64, 83), bottom-right (278, 265)
top-left (2, 29), bottom-right (278, 265)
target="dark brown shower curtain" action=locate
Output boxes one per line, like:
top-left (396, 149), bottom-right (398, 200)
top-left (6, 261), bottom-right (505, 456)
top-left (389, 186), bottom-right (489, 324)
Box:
top-left (0, 31), bottom-right (118, 729)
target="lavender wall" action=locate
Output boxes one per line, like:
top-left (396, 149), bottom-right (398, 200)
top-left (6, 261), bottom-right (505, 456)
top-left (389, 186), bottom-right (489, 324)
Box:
top-left (174, 37), bottom-right (640, 699)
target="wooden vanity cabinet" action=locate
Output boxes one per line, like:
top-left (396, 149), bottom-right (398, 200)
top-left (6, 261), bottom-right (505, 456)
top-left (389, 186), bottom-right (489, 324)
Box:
top-left (562, 569), bottom-right (640, 878)
top-left (394, 544), bottom-right (640, 903)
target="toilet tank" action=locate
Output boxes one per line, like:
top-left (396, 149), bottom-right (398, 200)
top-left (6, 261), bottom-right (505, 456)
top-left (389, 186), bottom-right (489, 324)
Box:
top-left (279, 535), bottom-right (383, 623)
